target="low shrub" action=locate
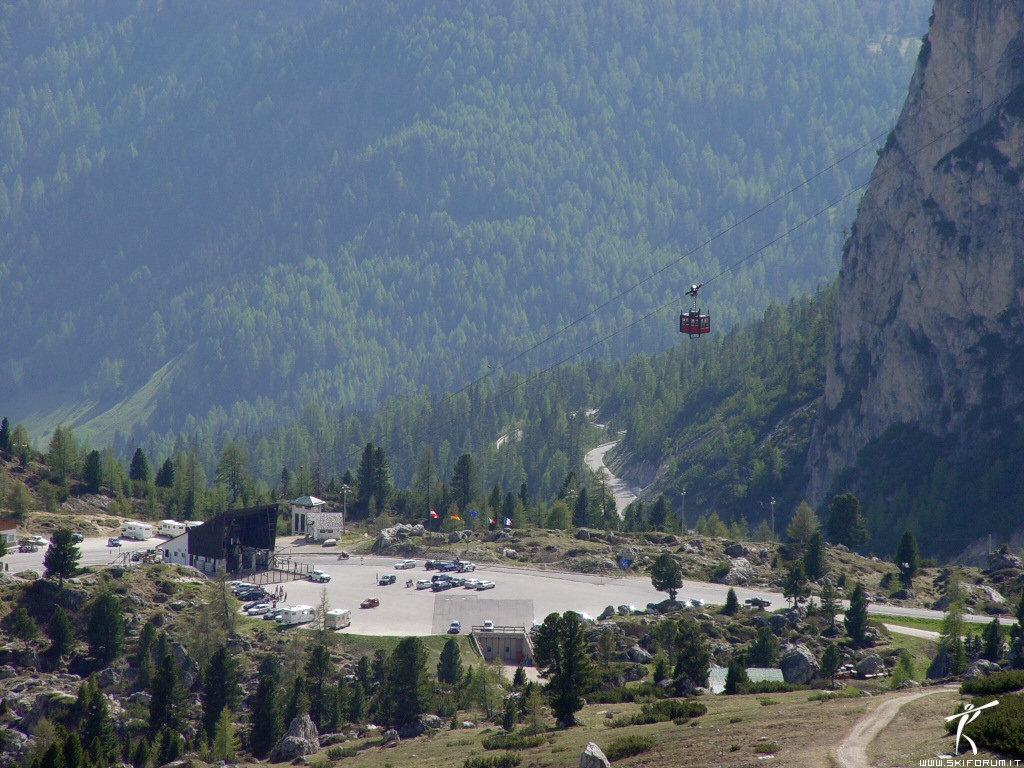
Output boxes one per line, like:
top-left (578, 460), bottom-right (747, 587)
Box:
top-left (481, 734), bottom-right (544, 751)
top-left (808, 686), bottom-right (863, 701)
top-left (960, 670), bottom-right (1024, 696)
top-left (604, 734), bottom-right (656, 762)
top-left (956, 694), bottom-right (1024, 757)
top-left (757, 696), bottom-right (779, 706)
top-left (606, 698), bottom-right (707, 727)
top-left (464, 752), bottom-right (522, 768)
top-left (588, 682), bottom-right (669, 703)
top-left (738, 681), bottom-right (807, 694)
top-left (754, 741), bottom-right (779, 754)
top-left (326, 746), bottom-right (358, 759)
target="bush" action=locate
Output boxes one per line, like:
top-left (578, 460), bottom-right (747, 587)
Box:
top-left (606, 698), bottom-right (707, 727)
top-left (808, 686), bottom-right (862, 701)
top-left (326, 746), bottom-right (358, 759)
top-left (957, 694), bottom-right (1024, 756)
top-left (481, 734), bottom-right (544, 751)
top-left (587, 682), bottom-right (669, 704)
top-left (754, 741), bottom-right (779, 754)
top-left (464, 753), bottom-right (522, 768)
top-left (738, 681), bottom-right (807, 694)
top-left (960, 670), bottom-right (1024, 696)
top-left (604, 734), bottom-right (656, 762)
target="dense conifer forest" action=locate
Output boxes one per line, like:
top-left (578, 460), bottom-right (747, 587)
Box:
top-left (1, 0), bottom-right (930, 449)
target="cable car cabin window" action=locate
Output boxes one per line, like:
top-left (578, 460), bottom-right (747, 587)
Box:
top-left (679, 310), bottom-right (711, 337)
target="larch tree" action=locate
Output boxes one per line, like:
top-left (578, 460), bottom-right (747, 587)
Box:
top-left (533, 611), bottom-right (591, 727)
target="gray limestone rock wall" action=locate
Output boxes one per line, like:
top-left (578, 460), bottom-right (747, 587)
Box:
top-left (808, 0), bottom-right (1024, 506)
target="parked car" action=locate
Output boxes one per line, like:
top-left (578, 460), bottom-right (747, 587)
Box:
top-left (71, 533), bottom-right (84, 543)
top-left (431, 580), bottom-right (453, 592)
top-left (263, 608), bottom-right (284, 621)
top-left (360, 597), bottom-right (380, 609)
top-left (439, 562), bottom-right (459, 572)
top-left (416, 579), bottom-right (432, 590)
top-left (431, 573), bottom-right (452, 583)
top-left (447, 576), bottom-right (466, 587)
top-left (482, 620), bottom-right (494, 632)
top-left (308, 570), bottom-right (331, 583)
top-left (448, 620), bottom-right (461, 634)
top-left (107, 538), bottom-right (122, 547)
top-left (322, 538), bottom-right (337, 547)
top-left (394, 559), bottom-right (417, 570)
top-left (28, 535), bottom-right (48, 546)
top-left (238, 589), bottom-right (267, 602)
top-left (462, 579), bottom-right (481, 589)
top-left (424, 560), bottom-right (441, 570)
top-left (476, 580), bottom-right (496, 590)
top-left (378, 574), bottom-right (396, 585)
top-left (456, 562), bottom-right (476, 572)
top-left (690, 598), bottom-right (705, 608)
top-left (247, 603), bottom-right (272, 615)
top-left (744, 597), bottom-right (771, 608)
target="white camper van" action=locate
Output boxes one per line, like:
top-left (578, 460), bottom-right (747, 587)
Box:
top-left (325, 609), bottom-right (351, 630)
top-left (120, 521), bottom-right (154, 540)
top-left (158, 520), bottom-right (186, 537)
top-left (277, 605), bottom-right (316, 626)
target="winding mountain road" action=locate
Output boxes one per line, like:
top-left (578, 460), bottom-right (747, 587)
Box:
top-left (583, 440), bottom-right (639, 516)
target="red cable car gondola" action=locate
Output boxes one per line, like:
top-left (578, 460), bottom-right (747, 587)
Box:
top-left (679, 283), bottom-right (710, 338)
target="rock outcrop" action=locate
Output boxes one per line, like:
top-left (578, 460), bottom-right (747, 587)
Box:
top-left (580, 742), bottom-right (612, 768)
top-left (271, 714), bottom-right (320, 761)
top-left (808, 1), bottom-right (1024, 528)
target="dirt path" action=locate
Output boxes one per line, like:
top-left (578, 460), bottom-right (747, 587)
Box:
top-left (583, 440), bottom-right (638, 517)
top-left (834, 687), bottom-right (953, 768)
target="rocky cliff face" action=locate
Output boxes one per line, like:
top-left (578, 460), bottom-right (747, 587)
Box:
top-left (807, 0), bottom-right (1024, 506)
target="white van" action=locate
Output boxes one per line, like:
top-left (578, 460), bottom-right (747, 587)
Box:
top-left (120, 521), bottom-right (154, 540)
top-left (325, 609), bottom-right (351, 629)
top-left (308, 569), bottom-right (331, 583)
top-left (158, 520), bottom-right (186, 537)
top-left (277, 605), bottom-right (316, 625)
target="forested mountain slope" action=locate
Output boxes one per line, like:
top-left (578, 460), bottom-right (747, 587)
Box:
top-left (0, 0), bottom-right (929, 449)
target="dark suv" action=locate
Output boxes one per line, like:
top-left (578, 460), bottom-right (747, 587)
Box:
top-left (378, 574), bottom-right (397, 586)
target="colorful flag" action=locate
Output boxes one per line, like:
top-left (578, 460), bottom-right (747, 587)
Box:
top-left (504, 517), bottom-right (513, 527)
top-left (429, 510), bottom-right (439, 519)
top-left (468, 509), bottom-right (478, 517)
top-left (451, 513), bottom-right (461, 520)
top-left (489, 517), bottom-right (496, 525)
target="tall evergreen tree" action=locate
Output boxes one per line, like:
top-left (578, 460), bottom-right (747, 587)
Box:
top-left (747, 625), bottom-right (781, 667)
top-left (722, 588), bottom-right (740, 616)
top-left (80, 677), bottom-right (117, 760)
top-left (450, 453), bottom-right (476, 512)
top-left (82, 450), bottom-right (102, 492)
top-left (982, 617), bottom-right (1003, 663)
top-left (149, 651), bottom-right (185, 734)
top-left (47, 606), bottom-right (76, 658)
top-left (783, 562), bottom-right (810, 607)
top-left (820, 642), bottom-right (841, 688)
top-left (650, 552), bottom-right (683, 601)
top-left (87, 591), bottom-right (124, 663)
top-left (845, 582), bottom-right (870, 646)
top-left (43, 528), bottom-right (81, 588)
top-left (378, 637), bottom-right (433, 728)
top-left (304, 643), bottom-right (334, 730)
top-left (673, 617), bottom-right (711, 691)
top-left (724, 658), bottom-right (748, 694)
top-left (203, 645), bottom-right (240, 740)
top-left (249, 655), bottom-right (284, 759)
top-left (0, 416), bottom-right (10, 451)
top-left (803, 530), bottom-right (826, 580)
top-left (129, 447), bottom-right (151, 483)
top-left (437, 637), bottom-right (463, 687)
top-left (894, 530), bottom-right (920, 587)
top-left (533, 611), bottom-right (592, 727)
top-left (46, 424), bottom-right (78, 483)
top-left (215, 441), bottom-right (251, 506)
top-left (826, 493), bottom-right (868, 549)
top-left (155, 457), bottom-right (175, 488)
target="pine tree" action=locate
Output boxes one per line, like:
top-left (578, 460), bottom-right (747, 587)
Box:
top-left (651, 552), bottom-right (683, 601)
top-left (803, 530), bottom-right (826, 580)
top-left (6, 607), bottom-right (39, 647)
top-left (46, 424), bottom-right (78, 484)
top-left (982, 617), bottom-right (1003, 662)
top-left (304, 643), bottom-right (334, 730)
top-left (209, 707), bottom-right (237, 762)
top-left (87, 591), bottom-right (124, 663)
top-left (249, 655), bottom-right (284, 759)
top-left (673, 617), bottom-right (711, 692)
top-left (61, 733), bottom-right (85, 768)
top-left (82, 450), bottom-right (102, 492)
top-left (47, 606), bottom-right (76, 658)
top-left (724, 658), bottom-right (748, 694)
top-left (533, 611), bottom-right (592, 727)
top-left (722, 587), bottom-right (739, 616)
top-left (129, 447), bottom-right (151, 483)
top-left (820, 643), bottom-right (841, 688)
top-left (747, 625), bottom-right (781, 666)
top-left (80, 677), bottom-right (117, 760)
top-left (203, 645), bottom-right (240, 739)
top-left (155, 458), bottom-right (175, 488)
top-left (820, 583), bottom-right (840, 633)
top-left (437, 637), bottom-right (463, 686)
top-left (149, 651), bottom-right (185, 734)
top-left (43, 528), bottom-right (81, 588)
top-left (783, 562), bottom-right (810, 607)
top-left (786, 501), bottom-right (819, 545)
top-left (0, 416), bottom-right (10, 451)
top-left (826, 493), bottom-right (868, 549)
top-left (845, 582), bottom-right (869, 646)
top-left (895, 531), bottom-right (920, 587)
top-left (379, 637), bottom-right (433, 728)
top-left (130, 737), bottom-right (152, 768)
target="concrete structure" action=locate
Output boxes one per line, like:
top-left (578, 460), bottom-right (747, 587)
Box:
top-left (474, 625), bottom-right (534, 665)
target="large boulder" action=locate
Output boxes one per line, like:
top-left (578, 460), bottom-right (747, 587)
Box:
top-left (963, 659), bottom-right (1001, 679)
top-left (855, 654), bottom-right (886, 678)
top-left (988, 549), bottom-right (1023, 571)
top-left (723, 542), bottom-right (748, 558)
top-left (780, 644), bottom-right (819, 684)
top-left (580, 742), bottom-right (611, 768)
top-left (713, 557), bottom-right (755, 586)
top-left (626, 645), bottom-right (654, 664)
top-left (397, 714), bottom-right (445, 739)
top-left (271, 714), bottom-right (320, 761)
top-left (380, 729), bottom-right (400, 746)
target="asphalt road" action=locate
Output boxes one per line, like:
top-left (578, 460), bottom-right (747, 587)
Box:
top-left (3, 538), bottom-right (1012, 635)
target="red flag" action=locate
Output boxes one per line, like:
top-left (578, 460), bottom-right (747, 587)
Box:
top-left (429, 509), bottom-right (439, 519)
top-left (451, 513), bottom-right (461, 521)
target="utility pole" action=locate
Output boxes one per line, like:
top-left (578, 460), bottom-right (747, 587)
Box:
top-left (681, 488), bottom-right (686, 534)
top-left (340, 484), bottom-right (350, 535)
top-left (770, 496), bottom-right (776, 541)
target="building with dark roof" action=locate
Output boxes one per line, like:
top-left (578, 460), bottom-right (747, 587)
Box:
top-left (156, 504), bottom-right (279, 575)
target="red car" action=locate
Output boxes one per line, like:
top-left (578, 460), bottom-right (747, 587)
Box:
top-left (360, 597), bottom-right (380, 609)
